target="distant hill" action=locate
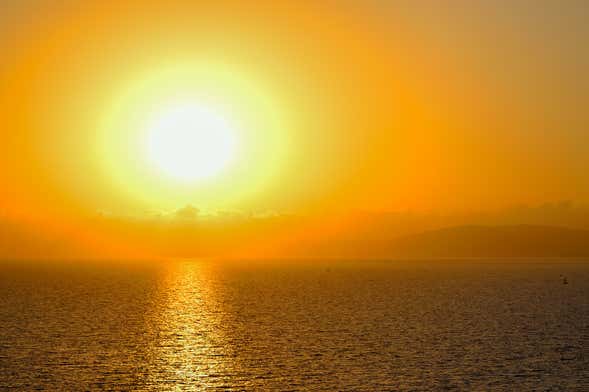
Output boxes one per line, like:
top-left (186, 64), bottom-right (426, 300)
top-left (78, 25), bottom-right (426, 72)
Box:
top-left (2, 216), bottom-right (589, 260)
top-left (389, 225), bottom-right (589, 258)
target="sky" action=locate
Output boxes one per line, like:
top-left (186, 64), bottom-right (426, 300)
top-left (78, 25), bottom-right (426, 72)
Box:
top-left (0, 1), bottom-right (587, 258)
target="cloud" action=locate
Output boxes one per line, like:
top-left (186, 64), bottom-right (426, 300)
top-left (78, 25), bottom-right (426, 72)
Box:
top-left (175, 205), bottom-right (199, 220)
top-left (2, 201), bottom-right (589, 260)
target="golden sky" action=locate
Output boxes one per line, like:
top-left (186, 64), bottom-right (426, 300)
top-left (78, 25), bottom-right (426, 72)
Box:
top-left (1, 0), bottom-right (588, 224)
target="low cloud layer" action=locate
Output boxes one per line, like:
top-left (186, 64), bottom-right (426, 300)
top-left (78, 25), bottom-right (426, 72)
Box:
top-left (1, 201), bottom-right (589, 260)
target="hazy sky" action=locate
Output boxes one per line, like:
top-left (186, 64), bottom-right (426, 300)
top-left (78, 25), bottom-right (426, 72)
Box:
top-left (0, 0), bottom-right (587, 219)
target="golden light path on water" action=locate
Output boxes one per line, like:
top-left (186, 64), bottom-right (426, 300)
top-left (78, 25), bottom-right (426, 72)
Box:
top-left (144, 261), bottom-right (235, 389)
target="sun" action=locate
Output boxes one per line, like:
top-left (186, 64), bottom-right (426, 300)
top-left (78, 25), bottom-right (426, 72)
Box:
top-left (98, 63), bottom-right (289, 210)
top-left (145, 102), bottom-right (238, 182)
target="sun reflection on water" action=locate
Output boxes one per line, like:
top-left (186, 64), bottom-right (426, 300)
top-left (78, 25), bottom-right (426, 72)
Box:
top-left (144, 261), bottom-right (233, 389)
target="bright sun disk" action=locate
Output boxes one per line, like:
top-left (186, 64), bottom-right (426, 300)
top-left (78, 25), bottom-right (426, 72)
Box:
top-left (145, 103), bottom-right (237, 182)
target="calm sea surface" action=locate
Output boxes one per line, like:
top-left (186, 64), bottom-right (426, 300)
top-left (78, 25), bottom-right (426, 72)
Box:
top-left (0, 259), bottom-right (588, 391)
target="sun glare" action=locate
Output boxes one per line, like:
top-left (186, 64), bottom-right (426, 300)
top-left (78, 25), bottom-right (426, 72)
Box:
top-left (145, 103), bottom-right (238, 182)
top-left (97, 63), bottom-right (288, 210)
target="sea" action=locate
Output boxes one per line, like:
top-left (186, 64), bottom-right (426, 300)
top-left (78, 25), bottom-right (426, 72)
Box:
top-left (0, 259), bottom-right (588, 391)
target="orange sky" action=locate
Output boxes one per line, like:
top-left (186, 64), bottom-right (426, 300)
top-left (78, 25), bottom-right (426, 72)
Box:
top-left (1, 0), bottom-right (588, 227)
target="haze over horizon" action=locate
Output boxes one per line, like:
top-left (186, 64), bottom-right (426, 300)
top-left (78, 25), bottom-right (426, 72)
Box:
top-left (2, 201), bottom-right (589, 260)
